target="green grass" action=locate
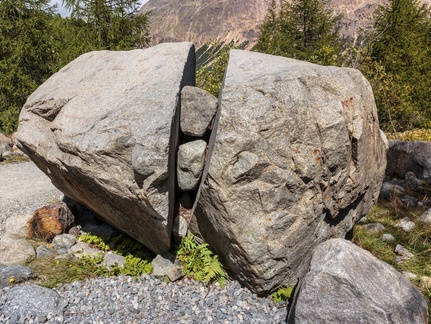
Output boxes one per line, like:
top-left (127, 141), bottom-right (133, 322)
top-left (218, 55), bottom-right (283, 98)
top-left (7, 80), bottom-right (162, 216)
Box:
top-left (26, 233), bottom-right (154, 289)
top-left (352, 200), bottom-right (431, 312)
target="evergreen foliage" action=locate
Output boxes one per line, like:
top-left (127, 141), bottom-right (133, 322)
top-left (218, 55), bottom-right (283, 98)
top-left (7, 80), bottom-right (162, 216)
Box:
top-left (254, 0), bottom-right (344, 65)
top-left (0, 0), bottom-right (57, 133)
top-left (0, 0), bottom-right (149, 134)
top-left (62, 0), bottom-right (149, 50)
top-left (359, 0), bottom-right (431, 132)
top-left (196, 41), bottom-right (237, 97)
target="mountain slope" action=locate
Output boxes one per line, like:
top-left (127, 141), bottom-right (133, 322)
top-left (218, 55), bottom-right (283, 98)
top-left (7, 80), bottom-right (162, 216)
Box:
top-left (140, 0), bottom-right (431, 48)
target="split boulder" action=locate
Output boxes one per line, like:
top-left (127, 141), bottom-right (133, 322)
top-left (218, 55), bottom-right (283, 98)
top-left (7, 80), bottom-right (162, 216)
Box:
top-left (192, 50), bottom-right (388, 294)
top-left (16, 43), bottom-right (196, 254)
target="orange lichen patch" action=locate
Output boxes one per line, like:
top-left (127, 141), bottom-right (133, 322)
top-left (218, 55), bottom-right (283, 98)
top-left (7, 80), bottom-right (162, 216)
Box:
top-left (342, 97), bottom-right (354, 111)
top-left (312, 149), bottom-right (319, 155)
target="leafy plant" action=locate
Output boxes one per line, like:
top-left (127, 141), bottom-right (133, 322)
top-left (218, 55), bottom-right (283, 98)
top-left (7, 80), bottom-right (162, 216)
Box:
top-left (272, 286), bottom-right (294, 303)
top-left (177, 232), bottom-right (227, 286)
top-left (122, 254), bottom-right (153, 276)
top-left (78, 233), bottom-right (111, 251)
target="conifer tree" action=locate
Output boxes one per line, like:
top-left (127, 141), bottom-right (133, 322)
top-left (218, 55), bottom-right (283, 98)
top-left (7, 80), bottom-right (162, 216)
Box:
top-left (0, 0), bottom-right (57, 133)
top-left (254, 0), bottom-right (344, 65)
top-left (62, 0), bottom-right (149, 50)
top-left (361, 0), bottom-right (431, 132)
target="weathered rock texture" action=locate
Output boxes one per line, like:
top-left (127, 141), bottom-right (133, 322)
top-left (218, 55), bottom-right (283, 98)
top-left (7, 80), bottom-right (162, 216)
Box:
top-left (27, 202), bottom-right (75, 241)
top-left (16, 43), bottom-right (196, 254)
top-left (180, 86), bottom-right (218, 137)
top-left (386, 140), bottom-right (431, 180)
top-left (287, 239), bottom-right (428, 323)
top-left (192, 50), bottom-right (387, 294)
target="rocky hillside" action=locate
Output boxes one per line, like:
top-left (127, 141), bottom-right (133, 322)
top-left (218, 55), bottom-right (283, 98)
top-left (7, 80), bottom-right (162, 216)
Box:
top-left (140, 0), bottom-right (431, 48)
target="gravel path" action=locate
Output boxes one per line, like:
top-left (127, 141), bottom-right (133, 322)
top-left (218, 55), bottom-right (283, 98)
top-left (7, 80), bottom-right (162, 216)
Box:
top-left (0, 161), bottom-right (62, 238)
top-left (0, 162), bottom-right (289, 323)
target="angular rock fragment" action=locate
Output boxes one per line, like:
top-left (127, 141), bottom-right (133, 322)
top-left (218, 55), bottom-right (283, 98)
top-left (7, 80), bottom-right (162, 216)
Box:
top-left (192, 50), bottom-right (387, 293)
top-left (287, 239), bottom-right (428, 324)
top-left (180, 86), bottom-right (218, 137)
top-left (16, 43), bottom-right (196, 254)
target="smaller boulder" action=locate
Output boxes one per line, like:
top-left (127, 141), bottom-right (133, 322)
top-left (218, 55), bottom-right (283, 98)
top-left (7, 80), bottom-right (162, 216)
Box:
top-left (27, 202), bottom-right (75, 241)
top-left (0, 265), bottom-right (34, 288)
top-left (288, 238), bottom-right (428, 324)
top-left (177, 140), bottom-right (207, 191)
top-left (2, 284), bottom-right (62, 319)
top-left (180, 86), bottom-right (218, 137)
top-left (0, 237), bottom-right (35, 265)
top-left (386, 140), bottom-right (431, 180)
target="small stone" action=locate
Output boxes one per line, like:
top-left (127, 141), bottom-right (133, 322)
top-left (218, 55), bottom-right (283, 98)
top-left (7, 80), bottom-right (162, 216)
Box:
top-left (36, 245), bottom-right (58, 258)
top-left (400, 195), bottom-right (418, 208)
top-left (419, 276), bottom-right (431, 289)
top-left (363, 222), bottom-right (385, 233)
top-left (420, 209), bottom-right (431, 225)
top-left (177, 140), bottom-right (207, 191)
top-left (151, 254), bottom-right (183, 282)
top-left (397, 217), bottom-right (415, 232)
top-left (379, 182), bottom-right (404, 200)
top-left (395, 244), bottom-right (414, 259)
top-left (382, 233), bottom-right (395, 242)
top-left (358, 217), bottom-right (367, 223)
top-left (403, 272), bottom-right (418, 280)
top-left (69, 241), bottom-right (101, 258)
top-left (102, 252), bottom-right (125, 268)
top-left (68, 226), bottom-right (81, 237)
top-left (52, 234), bottom-right (76, 250)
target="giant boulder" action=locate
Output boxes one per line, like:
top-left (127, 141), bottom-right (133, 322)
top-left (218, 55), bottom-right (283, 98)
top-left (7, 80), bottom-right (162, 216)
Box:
top-left (287, 239), bottom-right (428, 323)
top-left (191, 50), bottom-right (387, 294)
top-left (16, 43), bottom-right (196, 254)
